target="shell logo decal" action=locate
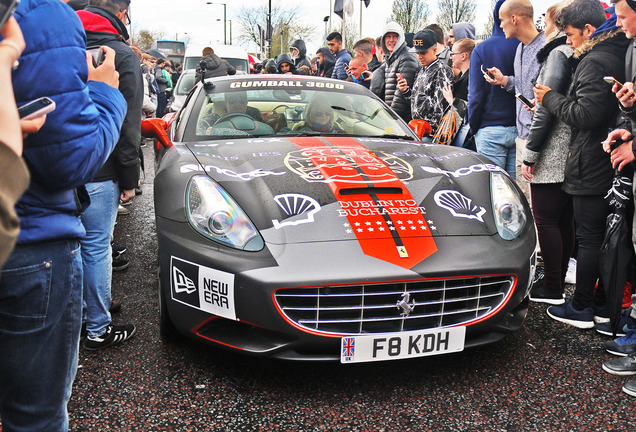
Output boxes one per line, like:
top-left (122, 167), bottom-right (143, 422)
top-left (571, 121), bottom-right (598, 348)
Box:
top-left (272, 194), bottom-right (321, 230)
top-left (434, 190), bottom-right (486, 223)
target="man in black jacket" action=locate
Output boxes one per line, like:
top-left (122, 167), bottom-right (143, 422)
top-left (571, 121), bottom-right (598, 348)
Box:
top-left (534, 0), bottom-right (630, 329)
top-left (77, 0), bottom-right (142, 350)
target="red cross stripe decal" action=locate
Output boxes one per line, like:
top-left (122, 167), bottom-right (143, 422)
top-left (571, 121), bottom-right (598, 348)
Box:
top-left (287, 137), bottom-right (438, 269)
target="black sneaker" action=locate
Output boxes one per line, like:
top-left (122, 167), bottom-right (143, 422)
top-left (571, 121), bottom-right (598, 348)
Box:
top-left (112, 257), bottom-right (129, 272)
top-left (603, 353), bottom-right (636, 375)
top-left (529, 284), bottom-right (565, 305)
top-left (109, 300), bottom-right (121, 314)
top-left (595, 310), bottom-right (635, 337)
top-left (624, 379), bottom-right (636, 397)
top-left (84, 324), bottom-right (136, 350)
top-left (111, 245), bottom-right (127, 260)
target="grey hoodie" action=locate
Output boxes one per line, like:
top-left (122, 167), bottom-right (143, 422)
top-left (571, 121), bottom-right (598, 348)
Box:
top-left (452, 22), bottom-right (476, 40)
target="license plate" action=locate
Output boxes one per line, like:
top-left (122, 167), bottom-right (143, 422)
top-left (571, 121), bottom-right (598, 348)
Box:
top-left (340, 327), bottom-right (466, 363)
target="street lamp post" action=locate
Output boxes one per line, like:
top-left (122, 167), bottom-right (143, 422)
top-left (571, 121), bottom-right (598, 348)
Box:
top-left (228, 20), bottom-right (232, 45)
top-left (206, 2), bottom-right (227, 45)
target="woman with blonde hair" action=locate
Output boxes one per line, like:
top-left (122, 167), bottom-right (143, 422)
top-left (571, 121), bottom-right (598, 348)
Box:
top-left (523, 1), bottom-right (576, 305)
top-left (301, 94), bottom-right (345, 133)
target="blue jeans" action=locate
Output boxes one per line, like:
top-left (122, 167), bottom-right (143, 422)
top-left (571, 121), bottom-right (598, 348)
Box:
top-left (0, 240), bottom-right (82, 432)
top-left (80, 180), bottom-right (118, 338)
top-left (475, 126), bottom-right (517, 177)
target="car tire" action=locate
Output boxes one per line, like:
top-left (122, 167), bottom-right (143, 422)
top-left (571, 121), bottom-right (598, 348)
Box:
top-left (158, 270), bottom-right (179, 340)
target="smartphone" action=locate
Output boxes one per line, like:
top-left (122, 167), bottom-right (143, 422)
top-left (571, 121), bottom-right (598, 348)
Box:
top-left (0, 0), bottom-right (19, 31)
top-left (481, 64), bottom-right (495, 80)
top-left (604, 76), bottom-right (623, 88)
top-left (87, 46), bottom-right (105, 68)
top-left (515, 93), bottom-right (535, 109)
top-left (18, 96), bottom-right (55, 120)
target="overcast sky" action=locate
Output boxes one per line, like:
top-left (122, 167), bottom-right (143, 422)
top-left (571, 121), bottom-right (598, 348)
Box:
top-left (128, 0), bottom-right (555, 56)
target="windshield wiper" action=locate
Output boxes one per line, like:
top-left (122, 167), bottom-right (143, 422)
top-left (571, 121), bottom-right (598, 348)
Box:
top-left (373, 134), bottom-right (416, 140)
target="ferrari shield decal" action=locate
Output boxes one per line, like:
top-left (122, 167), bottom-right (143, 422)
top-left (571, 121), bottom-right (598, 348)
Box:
top-left (287, 137), bottom-right (438, 269)
top-left (170, 256), bottom-right (237, 320)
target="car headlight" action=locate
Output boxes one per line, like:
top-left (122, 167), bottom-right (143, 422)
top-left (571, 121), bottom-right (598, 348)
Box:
top-left (186, 175), bottom-right (264, 251)
top-left (490, 172), bottom-right (527, 240)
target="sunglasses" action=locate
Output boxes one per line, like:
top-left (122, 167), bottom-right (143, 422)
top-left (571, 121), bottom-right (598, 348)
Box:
top-left (313, 109), bottom-right (330, 117)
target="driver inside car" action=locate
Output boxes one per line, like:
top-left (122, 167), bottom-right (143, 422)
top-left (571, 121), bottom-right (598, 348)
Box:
top-left (224, 91), bottom-right (263, 122)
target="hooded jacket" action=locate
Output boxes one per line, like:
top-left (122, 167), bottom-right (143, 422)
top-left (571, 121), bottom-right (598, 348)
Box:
top-left (290, 39), bottom-right (312, 70)
top-left (452, 22), bottom-right (476, 40)
top-left (13, 0), bottom-right (126, 244)
top-left (77, 6), bottom-right (143, 191)
top-left (316, 47), bottom-right (335, 77)
top-left (378, 21), bottom-right (419, 121)
top-left (276, 53), bottom-right (297, 74)
top-left (543, 28), bottom-right (631, 195)
top-left (195, 53), bottom-right (236, 82)
top-left (467, 0), bottom-right (519, 134)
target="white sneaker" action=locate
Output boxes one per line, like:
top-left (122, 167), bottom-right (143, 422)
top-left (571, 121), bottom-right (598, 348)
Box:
top-left (565, 258), bottom-right (576, 285)
top-left (117, 204), bottom-right (130, 215)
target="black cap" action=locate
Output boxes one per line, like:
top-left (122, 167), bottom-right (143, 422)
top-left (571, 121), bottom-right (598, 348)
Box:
top-left (411, 29), bottom-right (437, 53)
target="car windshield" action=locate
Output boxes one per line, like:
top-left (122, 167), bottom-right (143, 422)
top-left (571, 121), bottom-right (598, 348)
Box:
top-left (183, 79), bottom-right (416, 141)
top-left (176, 73), bottom-right (196, 96)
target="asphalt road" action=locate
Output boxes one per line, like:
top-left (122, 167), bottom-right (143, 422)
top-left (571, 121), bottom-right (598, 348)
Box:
top-left (67, 145), bottom-right (634, 431)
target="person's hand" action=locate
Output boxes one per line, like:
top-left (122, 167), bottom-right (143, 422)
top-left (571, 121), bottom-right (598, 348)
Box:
top-left (522, 98), bottom-right (536, 113)
top-left (442, 84), bottom-right (454, 105)
top-left (87, 46), bottom-right (119, 88)
top-left (20, 116), bottom-right (47, 138)
top-left (120, 189), bottom-right (135, 203)
top-left (397, 73), bottom-right (408, 92)
top-left (533, 84), bottom-right (551, 105)
top-left (361, 70), bottom-right (372, 81)
top-left (0, 17), bottom-right (25, 68)
top-left (614, 82), bottom-right (636, 109)
top-left (484, 66), bottom-right (507, 86)
top-left (522, 163), bottom-right (534, 181)
top-left (602, 128), bottom-right (633, 153)
top-left (344, 63), bottom-right (351, 76)
top-left (610, 140), bottom-right (636, 171)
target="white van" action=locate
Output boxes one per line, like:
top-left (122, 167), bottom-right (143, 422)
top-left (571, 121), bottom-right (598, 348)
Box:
top-left (183, 44), bottom-right (249, 74)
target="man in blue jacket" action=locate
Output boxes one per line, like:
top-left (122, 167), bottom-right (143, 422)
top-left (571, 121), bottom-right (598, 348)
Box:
top-left (467, 0), bottom-right (520, 177)
top-left (327, 31), bottom-right (352, 80)
top-left (0, 0), bottom-right (126, 429)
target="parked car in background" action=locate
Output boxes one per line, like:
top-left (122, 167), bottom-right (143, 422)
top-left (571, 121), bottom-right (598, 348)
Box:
top-left (183, 44), bottom-right (249, 75)
top-left (167, 69), bottom-right (196, 113)
top-left (142, 74), bottom-right (537, 363)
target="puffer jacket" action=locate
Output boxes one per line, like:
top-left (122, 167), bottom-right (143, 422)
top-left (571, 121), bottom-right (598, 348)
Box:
top-left (13, 0), bottom-right (126, 244)
top-left (290, 39), bottom-right (311, 70)
top-left (78, 6), bottom-right (143, 191)
top-left (378, 21), bottom-right (419, 121)
top-left (543, 29), bottom-right (631, 195)
top-left (331, 47), bottom-right (352, 80)
top-left (522, 36), bottom-right (573, 184)
top-left (195, 53), bottom-right (236, 82)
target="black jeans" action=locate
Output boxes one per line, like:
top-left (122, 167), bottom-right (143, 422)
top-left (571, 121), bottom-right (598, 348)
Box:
top-left (571, 194), bottom-right (610, 310)
top-left (531, 183), bottom-right (575, 294)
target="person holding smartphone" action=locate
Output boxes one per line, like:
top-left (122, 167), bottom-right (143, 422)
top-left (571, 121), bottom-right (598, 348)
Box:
top-left (533, 0), bottom-right (630, 330)
top-left (520, 3), bottom-right (575, 307)
top-left (0, 0), bottom-right (126, 430)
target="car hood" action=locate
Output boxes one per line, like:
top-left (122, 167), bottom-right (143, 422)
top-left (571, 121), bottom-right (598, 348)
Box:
top-left (181, 137), bottom-right (506, 249)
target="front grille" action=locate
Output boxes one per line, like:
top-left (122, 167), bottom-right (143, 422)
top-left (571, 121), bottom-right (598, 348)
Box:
top-left (274, 276), bottom-right (515, 335)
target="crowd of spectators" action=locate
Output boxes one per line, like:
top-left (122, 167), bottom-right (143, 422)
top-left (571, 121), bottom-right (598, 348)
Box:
top-left (7, 0), bottom-right (636, 428)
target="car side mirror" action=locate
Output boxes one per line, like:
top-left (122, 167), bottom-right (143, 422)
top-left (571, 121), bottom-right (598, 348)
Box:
top-left (141, 118), bottom-right (172, 148)
top-left (408, 119), bottom-right (432, 140)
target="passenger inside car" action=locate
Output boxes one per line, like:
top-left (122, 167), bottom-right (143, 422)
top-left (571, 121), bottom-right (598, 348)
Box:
top-left (224, 91), bottom-right (263, 122)
top-left (297, 94), bottom-right (345, 134)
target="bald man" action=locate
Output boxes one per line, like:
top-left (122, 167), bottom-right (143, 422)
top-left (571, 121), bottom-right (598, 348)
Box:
top-left (346, 56), bottom-right (371, 89)
top-left (484, 0), bottom-right (545, 201)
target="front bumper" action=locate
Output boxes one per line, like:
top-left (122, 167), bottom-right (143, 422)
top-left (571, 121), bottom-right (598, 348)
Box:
top-left (157, 217), bottom-right (536, 361)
